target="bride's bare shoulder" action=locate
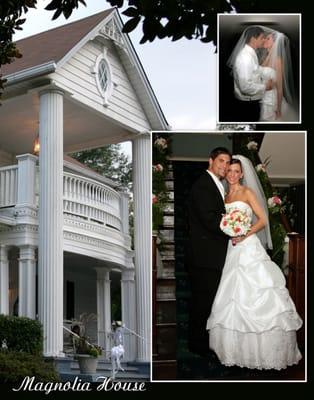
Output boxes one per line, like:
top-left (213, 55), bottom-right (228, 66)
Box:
top-left (242, 186), bottom-right (256, 198)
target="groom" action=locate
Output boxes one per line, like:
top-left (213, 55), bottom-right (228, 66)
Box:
top-left (232, 26), bottom-right (273, 121)
top-left (187, 147), bottom-right (231, 359)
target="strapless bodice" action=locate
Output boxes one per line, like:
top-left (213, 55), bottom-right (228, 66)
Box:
top-left (260, 66), bottom-right (276, 82)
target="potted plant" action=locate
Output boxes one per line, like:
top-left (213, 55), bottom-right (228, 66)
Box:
top-left (74, 334), bottom-right (102, 374)
top-left (71, 314), bottom-right (102, 374)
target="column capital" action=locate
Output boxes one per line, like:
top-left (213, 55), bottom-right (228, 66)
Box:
top-left (0, 245), bottom-right (9, 260)
top-left (132, 131), bottom-right (151, 140)
top-left (95, 268), bottom-right (110, 280)
top-left (39, 87), bottom-right (65, 97)
top-left (121, 269), bottom-right (135, 281)
top-left (16, 153), bottom-right (38, 163)
top-left (19, 245), bottom-right (36, 261)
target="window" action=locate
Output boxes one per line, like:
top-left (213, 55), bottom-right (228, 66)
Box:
top-left (93, 52), bottom-right (114, 106)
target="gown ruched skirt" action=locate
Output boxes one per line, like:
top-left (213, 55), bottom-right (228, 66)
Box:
top-left (206, 201), bottom-right (302, 370)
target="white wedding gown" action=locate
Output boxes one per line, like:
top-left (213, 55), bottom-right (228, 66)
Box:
top-left (259, 66), bottom-right (298, 122)
top-left (207, 201), bottom-right (302, 370)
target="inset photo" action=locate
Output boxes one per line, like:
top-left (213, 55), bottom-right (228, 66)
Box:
top-left (152, 131), bottom-right (306, 381)
top-left (218, 14), bottom-right (301, 124)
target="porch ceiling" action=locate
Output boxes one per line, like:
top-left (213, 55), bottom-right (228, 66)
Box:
top-left (64, 251), bottom-right (123, 274)
top-left (0, 91), bottom-right (133, 155)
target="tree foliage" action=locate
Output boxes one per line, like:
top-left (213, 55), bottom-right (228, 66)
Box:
top-left (70, 144), bottom-right (132, 190)
top-left (0, 0), bottom-right (308, 101)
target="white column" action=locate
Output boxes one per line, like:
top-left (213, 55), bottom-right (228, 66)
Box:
top-left (96, 269), bottom-right (111, 358)
top-left (0, 245), bottom-right (9, 315)
top-left (38, 89), bottom-right (64, 357)
top-left (121, 269), bottom-right (136, 361)
top-left (16, 154), bottom-right (37, 206)
top-left (132, 133), bottom-right (151, 362)
top-left (18, 245), bottom-right (36, 319)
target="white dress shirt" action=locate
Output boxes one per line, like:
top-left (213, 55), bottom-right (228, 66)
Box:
top-left (207, 170), bottom-right (225, 200)
top-left (233, 44), bottom-right (266, 101)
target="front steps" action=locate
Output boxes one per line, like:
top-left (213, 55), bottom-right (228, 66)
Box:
top-left (57, 357), bottom-right (149, 382)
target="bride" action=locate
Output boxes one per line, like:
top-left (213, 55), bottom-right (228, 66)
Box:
top-left (206, 155), bottom-right (302, 370)
top-left (258, 29), bottom-right (298, 122)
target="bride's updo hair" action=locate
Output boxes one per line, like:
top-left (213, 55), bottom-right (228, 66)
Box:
top-left (230, 158), bottom-right (242, 171)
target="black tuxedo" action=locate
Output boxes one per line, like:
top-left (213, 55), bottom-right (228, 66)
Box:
top-left (187, 171), bottom-right (229, 356)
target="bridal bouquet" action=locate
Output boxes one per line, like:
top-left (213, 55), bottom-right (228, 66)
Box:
top-left (220, 209), bottom-right (251, 237)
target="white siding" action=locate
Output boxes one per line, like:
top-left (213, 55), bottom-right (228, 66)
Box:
top-left (0, 149), bottom-right (15, 167)
top-left (53, 40), bottom-right (151, 132)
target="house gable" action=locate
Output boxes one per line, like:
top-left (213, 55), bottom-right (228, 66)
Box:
top-left (3, 10), bottom-right (168, 132)
top-left (52, 24), bottom-right (152, 132)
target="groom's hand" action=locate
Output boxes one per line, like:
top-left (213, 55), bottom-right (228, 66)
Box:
top-left (265, 79), bottom-right (273, 91)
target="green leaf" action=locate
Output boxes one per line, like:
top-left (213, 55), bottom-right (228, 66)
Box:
top-left (45, 0), bottom-right (61, 11)
top-left (122, 7), bottom-right (138, 18)
top-left (122, 16), bottom-right (140, 33)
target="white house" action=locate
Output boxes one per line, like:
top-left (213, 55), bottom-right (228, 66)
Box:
top-left (0, 8), bottom-right (168, 365)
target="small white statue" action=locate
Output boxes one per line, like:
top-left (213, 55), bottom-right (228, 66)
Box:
top-left (110, 321), bottom-right (125, 379)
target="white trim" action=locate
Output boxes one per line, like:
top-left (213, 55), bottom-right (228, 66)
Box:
top-left (56, 9), bottom-right (168, 130)
top-left (92, 52), bottom-right (114, 106)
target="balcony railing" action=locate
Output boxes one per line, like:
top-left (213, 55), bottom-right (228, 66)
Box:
top-left (63, 172), bottom-right (122, 231)
top-left (0, 155), bottom-right (128, 234)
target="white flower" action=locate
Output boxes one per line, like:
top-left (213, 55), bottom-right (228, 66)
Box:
top-left (153, 164), bottom-right (163, 173)
top-left (256, 163), bottom-right (266, 172)
top-left (154, 137), bottom-right (168, 149)
top-left (247, 141), bottom-right (258, 150)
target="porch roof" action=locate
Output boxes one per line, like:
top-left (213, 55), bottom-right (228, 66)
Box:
top-left (2, 9), bottom-right (113, 76)
top-left (2, 9), bottom-right (169, 132)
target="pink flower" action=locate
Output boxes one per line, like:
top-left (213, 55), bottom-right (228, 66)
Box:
top-left (152, 194), bottom-right (158, 204)
top-left (268, 196), bottom-right (282, 208)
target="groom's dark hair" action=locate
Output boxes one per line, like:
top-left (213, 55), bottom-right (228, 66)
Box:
top-left (245, 26), bottom-right (264, 43)
top-left (209, 147), bottom-right (232, 160)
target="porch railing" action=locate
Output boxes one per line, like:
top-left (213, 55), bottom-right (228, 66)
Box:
top-left (0, 165), bottom-right (18, 208)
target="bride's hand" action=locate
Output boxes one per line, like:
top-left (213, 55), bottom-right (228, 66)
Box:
top-left (232, 235), bottom-right (247, 246)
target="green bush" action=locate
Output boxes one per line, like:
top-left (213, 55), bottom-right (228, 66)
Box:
top-left (0, 315), bottom-right (43, 355)
top-left (0, 351), bottom-right (59, 384)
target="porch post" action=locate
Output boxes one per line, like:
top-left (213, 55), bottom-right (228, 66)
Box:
top-left (132, 132), bottom-right (151, 362)
top-left (18, 245), bottom-right (36, 319)
top-left (119, 192), bottom-right (130, 234)
top-left (16, 154), bottom-right (37, 207)
top-left (0, 245), bottom-right (9, 315)
top-left (121, 269), bottom-right (136, 361)
top-left (38, 89), bottom-right (64, 357)
top-left (96, 268), bottom-right (111, 358)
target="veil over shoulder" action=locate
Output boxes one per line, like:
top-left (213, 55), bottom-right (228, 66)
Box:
top-left (232, 155), bottom-right (272, 250)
